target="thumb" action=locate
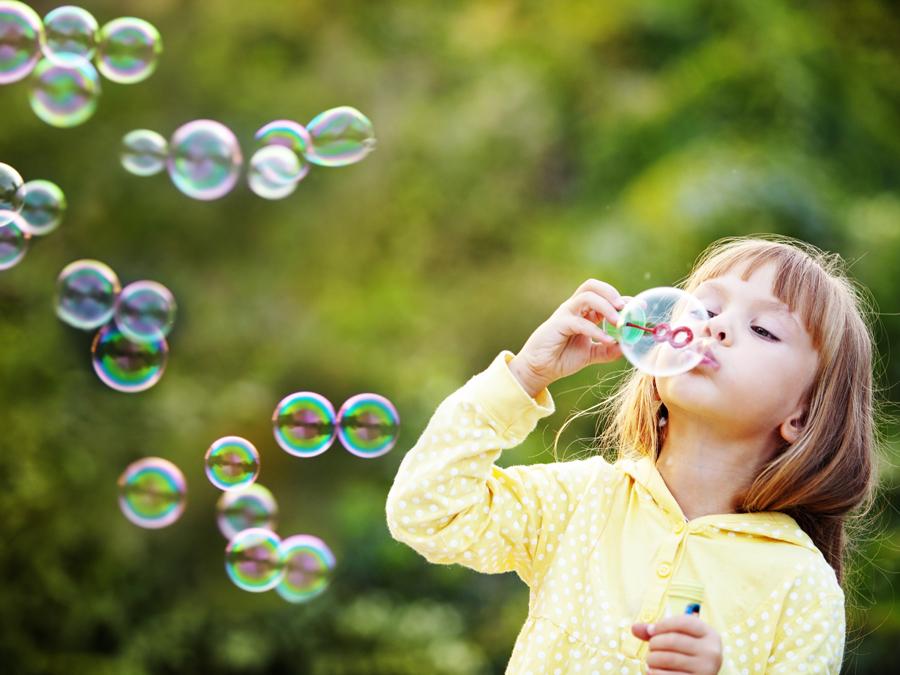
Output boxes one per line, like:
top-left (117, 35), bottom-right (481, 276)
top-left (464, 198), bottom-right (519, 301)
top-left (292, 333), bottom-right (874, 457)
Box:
top-left (631, 622), bottom-right (653, 641)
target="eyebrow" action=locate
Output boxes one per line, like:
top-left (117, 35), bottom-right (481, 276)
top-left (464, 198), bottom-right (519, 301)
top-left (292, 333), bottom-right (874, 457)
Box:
top-left (695, 280), bottom-right (801, 333)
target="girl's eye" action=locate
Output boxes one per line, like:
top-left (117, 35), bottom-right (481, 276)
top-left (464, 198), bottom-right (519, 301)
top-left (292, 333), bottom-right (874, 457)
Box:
top-left (706, 310), bottom-right (717, 318)
top-left (753, 326), bottom-right (780, 341)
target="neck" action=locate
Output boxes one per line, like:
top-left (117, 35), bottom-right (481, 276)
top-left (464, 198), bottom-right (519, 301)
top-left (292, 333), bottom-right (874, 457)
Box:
top-left (656, 410), bottom-right (777, 521)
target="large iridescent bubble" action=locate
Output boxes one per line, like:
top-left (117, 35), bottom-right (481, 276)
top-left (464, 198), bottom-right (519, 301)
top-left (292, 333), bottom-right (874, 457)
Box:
top-left (225, 528), bottom-right (285, 593)
top-left (42, 5), bottom-right (98, 63)
top-left (305, 106), bottom-right (376, 167)
top-left (0, 162), bottom-right (24, 220)
top-left (19, 179), bottom-right (65, 235)
top-left (0, 210), bottom-right (29, 270)
top-left (216, 484), bottom-right (277, 540)
top-left (272, 392), bottom-right (336, 458)
top-left (337, 393), bottom-right (400, 458)
top-left (601, 287), bottom-right (710, 377)
top-left (117, 457), bottom-right (186, 529)
top-left (204, 436), bottom-right (260, 491)
top-left (55, 259), bottom-right (121, 330)
top-left (121, 129), bottom-right (167, 176)
top-left (0, 1), bottom-right (44, 84)
top-left (28, 55), bottom-right (101, 128)
top-left (91, 323), bottom-right (168, 393)
top-left (113, 280), bottom-right (176, 343)
top-left (95, 17), bottom-right (161, 84)
top-left (247, 145), bottom-right (303, 200)
top-left (167, 120), bottom-right (243, 201)
top-left (277, 535), bottom-right (336, 604)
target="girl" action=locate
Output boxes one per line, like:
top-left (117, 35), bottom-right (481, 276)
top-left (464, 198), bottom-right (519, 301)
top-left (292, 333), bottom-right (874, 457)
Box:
top-left (386, 235), bottom-right (880, 674)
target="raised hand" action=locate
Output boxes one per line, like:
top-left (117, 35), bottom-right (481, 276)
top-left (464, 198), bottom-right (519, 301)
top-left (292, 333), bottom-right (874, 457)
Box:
top-left (508, 278), bottom-right (627, 397)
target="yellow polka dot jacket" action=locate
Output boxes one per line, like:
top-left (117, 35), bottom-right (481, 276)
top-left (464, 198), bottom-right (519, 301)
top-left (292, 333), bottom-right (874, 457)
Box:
top-left (386, 351), bottom-right (845, 674)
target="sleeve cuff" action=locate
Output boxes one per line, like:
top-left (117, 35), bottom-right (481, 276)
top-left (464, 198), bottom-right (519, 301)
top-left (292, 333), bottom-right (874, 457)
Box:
top-left (465, 350), bottom-right (555, 437)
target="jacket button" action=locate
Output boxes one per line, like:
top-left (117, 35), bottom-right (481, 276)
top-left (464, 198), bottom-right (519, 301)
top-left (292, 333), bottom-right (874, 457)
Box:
top-left (657, 562), bottom-right (672, 577)
top-left (674, 521), bottom-right (685, 534)
top-left (640, 611), bottom-right (654, 622)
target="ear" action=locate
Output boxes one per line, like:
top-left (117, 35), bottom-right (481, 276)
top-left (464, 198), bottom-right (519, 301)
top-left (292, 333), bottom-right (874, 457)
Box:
top-left (779, 407), bottom-right (807, 444)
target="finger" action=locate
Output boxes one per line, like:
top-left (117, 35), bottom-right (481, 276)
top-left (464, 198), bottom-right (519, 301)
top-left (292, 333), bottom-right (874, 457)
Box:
top-left (589, 341), bottom-right (622, 363)
top-left (631, 622), bottom-right (652, 641)
top-left (588, 340), bottom-right (622, 364)
top-left (566, 291), bottom-right (621, 327)
top-left (573, 279), bottom-right (626, 309)
top-left (559, 315), bottom-right (610, 343)
top-left (646, 615), bottom-right (708, 639)
top-left (648, 632), bottom-right (699, 656)
top-left (646, 649), bottom-right (695, 671)
top-left (646, 668), bottom-right (689, 675)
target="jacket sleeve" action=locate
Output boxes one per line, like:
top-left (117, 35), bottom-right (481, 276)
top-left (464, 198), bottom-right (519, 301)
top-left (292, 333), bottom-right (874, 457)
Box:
top-left (767, 589), bottom-right (845, 674)
top-left (385, 350), bottom-right (605, 587)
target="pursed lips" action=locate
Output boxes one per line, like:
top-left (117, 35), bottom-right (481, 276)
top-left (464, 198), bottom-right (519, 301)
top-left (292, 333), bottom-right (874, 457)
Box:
top-left (698, 348), bottom-right (720, 370)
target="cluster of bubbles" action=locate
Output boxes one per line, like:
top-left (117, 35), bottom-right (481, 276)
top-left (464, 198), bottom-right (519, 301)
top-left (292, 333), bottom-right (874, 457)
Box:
top-left (4, 0), bottom-right (386, 609)
top-left (0, 2), bottom-right (161, 127)
top-left (599, 286), bottom-right (713, 377)
top-left (0, 161), bottom-right (66, 270)
top-left (118, 456), bottom-right (336, 603)
top-left (54, 259), bottom-right (176, 392)
top-left (273, 392), bottom-right (400, 459)
top-left (121, 106), bottom-right (376, 201)
top-left (116, 389), bottom-right (399, 599)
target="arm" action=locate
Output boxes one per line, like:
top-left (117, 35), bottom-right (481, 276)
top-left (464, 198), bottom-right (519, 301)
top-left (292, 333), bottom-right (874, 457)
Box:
top-left (766, 591), bottom-right (845, 674)
top-left (385, 350), bottom-right (606, 587)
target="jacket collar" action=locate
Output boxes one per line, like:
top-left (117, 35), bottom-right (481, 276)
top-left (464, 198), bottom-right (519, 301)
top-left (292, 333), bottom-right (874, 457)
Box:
top-left (616, 454), bottom-right (818, 551)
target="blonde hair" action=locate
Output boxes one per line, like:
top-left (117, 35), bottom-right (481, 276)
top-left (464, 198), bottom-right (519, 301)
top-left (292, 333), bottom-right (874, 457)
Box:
top-left (555, 234), bottom-right (886, 587)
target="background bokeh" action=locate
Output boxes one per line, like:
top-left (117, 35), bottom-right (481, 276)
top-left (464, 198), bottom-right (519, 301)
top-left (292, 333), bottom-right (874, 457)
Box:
top-left (1, 0), bottom-right (898, 673)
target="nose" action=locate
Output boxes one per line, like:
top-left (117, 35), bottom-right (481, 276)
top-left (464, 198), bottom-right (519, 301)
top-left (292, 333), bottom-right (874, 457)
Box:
top-left (703, 314), bottom-right (730, 346)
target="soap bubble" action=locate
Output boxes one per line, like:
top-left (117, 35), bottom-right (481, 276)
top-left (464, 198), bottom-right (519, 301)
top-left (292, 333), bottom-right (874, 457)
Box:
top-left (117, 457), bottom-right (186, 529)
top-left (19, 179), bottom-right (66, 235)
top-left (216, 484), bottom-right (277, 540)
top-left (255, 119), bottom-right (311, 178)
top-left (42, 5), bottom-right (98, 62)
top-left (167, 120), bottom-right (243, 201)
top-left (55, 259), bottom-right (121, 330)
top-left (114, 280), bottom-right (176, 343)
top-left (225, 528), bottom-right (285, 592)
top-left (95, 17), bottom-right (161, 84)
top-left (0, 162), bottom-right (24, 219)
top-left (601, 287), bottom-right (710, 378)
top-left (29, 55), bottom-right (101, 128)
top-left (0, 211), bottom-right (29, 270)
top-left (255, 119), bottom-right (312, 156)
top-left (121, 129), bottom-right (167, 176)
top-left (91, 323), bottom-right (168, 393)
top-left (277, 535), bottom-right (336, 604)
top-left (272, 392), bottom-right (336, 458)
top-left (305, 106), bottom-right (375, 167)
top-left (205, 436), bottom-right (261, 491)
top-left (0, 1), bottom-right (44, 84)
top-left (337, 393), bottom-right (400, 458)
top-left (247, 145), bottom-right (303, 200)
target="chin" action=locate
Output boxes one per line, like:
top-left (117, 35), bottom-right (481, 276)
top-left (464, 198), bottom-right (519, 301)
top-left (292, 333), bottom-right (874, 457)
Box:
top-left (657, 377), bottom-right (721, 413)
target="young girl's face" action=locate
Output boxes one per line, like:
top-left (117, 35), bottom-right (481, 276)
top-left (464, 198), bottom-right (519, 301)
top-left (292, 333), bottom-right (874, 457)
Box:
top-left (656, 261), bottom-right (819, 446)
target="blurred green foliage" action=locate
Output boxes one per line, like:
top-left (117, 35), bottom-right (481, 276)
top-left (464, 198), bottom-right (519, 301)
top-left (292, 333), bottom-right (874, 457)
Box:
top-left (1, 0), bottom-right (898, 673)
